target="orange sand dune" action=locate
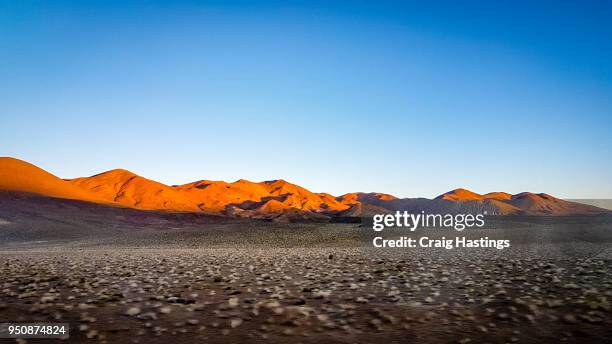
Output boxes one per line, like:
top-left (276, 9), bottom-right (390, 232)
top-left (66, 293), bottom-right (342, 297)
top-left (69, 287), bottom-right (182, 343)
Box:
top-left (1, 157), bottom-right (346, 217)
top-left (0, 157), bottom-right (104, 203)
top-left (0, 157), bottom-right (608, 218)
top-left (68, 169), bottom-right (204, 212)
top-left (66, 165), bottom-right (350, 216)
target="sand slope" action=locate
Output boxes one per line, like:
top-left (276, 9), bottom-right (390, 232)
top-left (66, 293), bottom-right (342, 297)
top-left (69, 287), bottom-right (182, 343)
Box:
top-left (0, 157), bottom-right (103, 203)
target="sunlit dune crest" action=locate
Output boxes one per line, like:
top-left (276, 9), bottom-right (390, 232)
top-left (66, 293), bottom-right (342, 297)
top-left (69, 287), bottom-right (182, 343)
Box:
top-left (0, 157), bottom-right (608, 219)
top-left (436, 188), bottom-right (513, 201)
top-left (0, 157), bottom-right (106, 203)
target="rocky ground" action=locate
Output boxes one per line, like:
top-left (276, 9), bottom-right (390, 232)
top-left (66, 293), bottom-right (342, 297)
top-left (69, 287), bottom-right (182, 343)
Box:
top-left (0, 247), bottom-right (611, 344)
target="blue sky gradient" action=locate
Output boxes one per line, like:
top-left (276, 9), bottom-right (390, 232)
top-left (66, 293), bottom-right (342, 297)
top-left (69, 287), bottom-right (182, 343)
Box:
top-left (1, 0), bottom-right (611, 198)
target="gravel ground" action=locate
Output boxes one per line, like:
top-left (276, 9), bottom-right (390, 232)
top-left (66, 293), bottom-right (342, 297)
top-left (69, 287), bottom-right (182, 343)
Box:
top-left (0, 247), bottom-right (611, 344)
top-left (0, 196), bottom-right (611, 343)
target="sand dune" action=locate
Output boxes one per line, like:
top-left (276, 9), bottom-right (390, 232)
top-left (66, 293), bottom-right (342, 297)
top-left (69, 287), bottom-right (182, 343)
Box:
top-left (0, 157), bottom-right (105, 203)
top-left (67, 171), bottom-right (351, 218)
top-left (0, 157), bottom-right (608, 219)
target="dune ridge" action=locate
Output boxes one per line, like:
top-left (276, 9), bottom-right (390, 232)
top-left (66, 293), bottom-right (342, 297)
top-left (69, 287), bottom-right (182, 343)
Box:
top-left (0, 157), bottom-right (608, 220)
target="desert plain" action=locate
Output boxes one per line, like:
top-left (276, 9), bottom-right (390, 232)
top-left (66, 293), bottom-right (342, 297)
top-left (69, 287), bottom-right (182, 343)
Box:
top-left (0, 193), bottom-right (611, 344)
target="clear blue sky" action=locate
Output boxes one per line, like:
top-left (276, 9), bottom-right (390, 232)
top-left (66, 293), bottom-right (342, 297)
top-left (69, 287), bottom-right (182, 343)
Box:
top-left (1, 0), bottom-right (611, 198)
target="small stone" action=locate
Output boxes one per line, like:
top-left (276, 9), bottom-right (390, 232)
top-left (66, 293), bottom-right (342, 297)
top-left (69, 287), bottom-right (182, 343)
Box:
top-left (228, 297), bottom-right (239, 307)
top-left (230, 318), bottom-right (243, 328)
top-left (126, 307), bottom-right (141, 316)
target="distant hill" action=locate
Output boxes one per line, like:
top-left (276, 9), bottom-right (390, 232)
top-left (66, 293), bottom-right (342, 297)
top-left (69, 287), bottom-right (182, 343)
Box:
top-left (0, 157), bottom-right (609, 221)
top-left (339, 189), bottom-right (608, 216)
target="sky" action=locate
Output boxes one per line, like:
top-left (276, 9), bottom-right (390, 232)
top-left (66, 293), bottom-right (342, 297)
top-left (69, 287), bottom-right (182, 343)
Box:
top-left (1, 0), bottom-right (611, 198)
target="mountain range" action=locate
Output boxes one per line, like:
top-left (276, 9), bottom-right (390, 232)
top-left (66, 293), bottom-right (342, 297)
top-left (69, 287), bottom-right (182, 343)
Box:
top-left (0, 157), bottom-right (608, 221)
